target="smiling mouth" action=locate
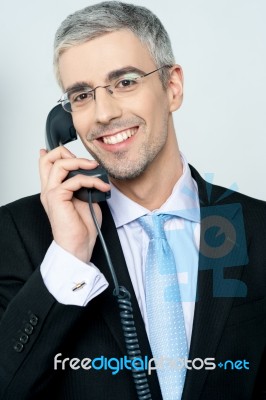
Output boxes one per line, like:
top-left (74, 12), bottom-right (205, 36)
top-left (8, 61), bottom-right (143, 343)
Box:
top-left (100, 128), bottom-right (138, 145)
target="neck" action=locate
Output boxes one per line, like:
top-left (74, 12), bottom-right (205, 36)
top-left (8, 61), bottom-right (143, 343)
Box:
top-left (110, 126), bottom-right (183, 210)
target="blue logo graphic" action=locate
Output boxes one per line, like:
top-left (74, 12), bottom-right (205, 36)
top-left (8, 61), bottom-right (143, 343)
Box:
top-left (198, 174), bottom-right (249, 298)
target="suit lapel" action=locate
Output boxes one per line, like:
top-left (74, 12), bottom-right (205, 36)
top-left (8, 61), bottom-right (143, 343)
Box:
top-left (182, 166), bottom-right (249, 399)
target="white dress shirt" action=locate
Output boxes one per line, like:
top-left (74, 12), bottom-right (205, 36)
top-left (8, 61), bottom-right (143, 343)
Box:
top-left (40, 154), bottom-right (200, 347)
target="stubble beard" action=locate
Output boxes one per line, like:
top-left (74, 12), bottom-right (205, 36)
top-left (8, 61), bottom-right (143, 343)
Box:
top-left (93, 145), bottom-right (152, 180)
top-left (90, 130), bottom-right (168, 181)
top-left (85, 115), bottom-right (169, 181)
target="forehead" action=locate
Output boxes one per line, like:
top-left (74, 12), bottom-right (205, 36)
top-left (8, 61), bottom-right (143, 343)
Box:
top-left (58, 29), bottom-right (155, 89)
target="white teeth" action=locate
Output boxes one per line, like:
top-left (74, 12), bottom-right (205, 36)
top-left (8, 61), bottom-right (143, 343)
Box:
top-left (102, 128), bottom-right (136, 145)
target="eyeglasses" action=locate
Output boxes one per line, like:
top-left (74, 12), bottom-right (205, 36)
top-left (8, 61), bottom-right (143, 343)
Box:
top-left (58, 65), bottom-right (172, 113)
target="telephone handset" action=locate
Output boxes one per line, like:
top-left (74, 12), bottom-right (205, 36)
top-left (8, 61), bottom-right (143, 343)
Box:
top-left (45, 104), bottom-right (111, 202)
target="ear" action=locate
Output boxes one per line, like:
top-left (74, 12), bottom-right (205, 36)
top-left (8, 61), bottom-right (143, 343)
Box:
top-left (167, 65), bottom-right (184, 112)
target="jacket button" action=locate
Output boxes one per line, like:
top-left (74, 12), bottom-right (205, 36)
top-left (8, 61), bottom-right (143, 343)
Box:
top-left (29, 314), bottom-right (38, 326)
top-left (13, 342), bottom-right (24, 352)
top-left (24, 323), bottom-right (33, 335)
top-left (19, 332), bottom-right (29, 344)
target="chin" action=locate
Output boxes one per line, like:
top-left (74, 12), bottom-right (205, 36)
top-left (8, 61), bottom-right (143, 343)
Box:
top-left (107, 169), bottom-right (143, 181)
top-left (104, 162), bottom-right (147, 181)
top-left (92, 152), bottom-right (151, 181)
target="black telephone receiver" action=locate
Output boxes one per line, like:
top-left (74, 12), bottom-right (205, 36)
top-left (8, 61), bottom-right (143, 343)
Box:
top-left (45, 104), bottom-right (110, 202)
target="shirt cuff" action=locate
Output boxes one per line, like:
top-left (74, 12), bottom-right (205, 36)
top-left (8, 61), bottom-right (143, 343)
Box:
top-left (40, 241), bottom-right (109, 306)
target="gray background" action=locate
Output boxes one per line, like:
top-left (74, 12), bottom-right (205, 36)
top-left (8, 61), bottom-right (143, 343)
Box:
top-left (1, 0), bottom-right (265, 205)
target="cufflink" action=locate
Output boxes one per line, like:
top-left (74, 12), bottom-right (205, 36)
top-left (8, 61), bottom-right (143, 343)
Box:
top-left (72, 281), bottom-right (86, 292)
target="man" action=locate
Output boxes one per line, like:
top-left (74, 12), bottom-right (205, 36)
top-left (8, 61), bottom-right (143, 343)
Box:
top-left (0, 2), bottom-right (265, 399)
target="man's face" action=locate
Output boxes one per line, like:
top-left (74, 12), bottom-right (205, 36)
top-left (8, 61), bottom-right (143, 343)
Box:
top-left (58, 30), bottom-right (181, 180)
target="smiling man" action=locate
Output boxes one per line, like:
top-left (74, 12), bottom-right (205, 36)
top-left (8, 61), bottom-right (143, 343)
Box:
top-left (56, 29), bottom-right (183, 205)
top-left (0, 2), bottom-right (265, 400)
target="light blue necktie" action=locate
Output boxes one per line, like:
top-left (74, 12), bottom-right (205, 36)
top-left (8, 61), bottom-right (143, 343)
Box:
top-left (139, 214), bottom-right (188, 400)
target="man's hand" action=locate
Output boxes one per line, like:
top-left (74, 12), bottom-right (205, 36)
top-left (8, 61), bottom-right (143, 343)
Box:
top-left (39, 146), bottom-right (110, 263)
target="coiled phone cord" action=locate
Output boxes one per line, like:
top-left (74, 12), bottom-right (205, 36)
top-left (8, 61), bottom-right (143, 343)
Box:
top-left (88, 192), bottom-right (152, 400)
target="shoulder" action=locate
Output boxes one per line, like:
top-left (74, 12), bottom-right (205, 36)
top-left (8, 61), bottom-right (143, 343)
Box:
top-left (1, 193), bottom-right (46, 222)
top-left (190, 164), bottom-right (266, 208)
top-left (0, 194), bottom-right (51, 238)
top-left (1, 193), bottom-right (43, 212)
top-left (190, 164), bottom-right (266, 231)
top-left (210, 181), bottom-right (266, 226)
top-left (0, 194), bottom-right (52, 265)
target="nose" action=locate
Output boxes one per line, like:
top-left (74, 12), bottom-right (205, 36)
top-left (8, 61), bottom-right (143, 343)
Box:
top-left (93, 86), bottom-right (122, 124)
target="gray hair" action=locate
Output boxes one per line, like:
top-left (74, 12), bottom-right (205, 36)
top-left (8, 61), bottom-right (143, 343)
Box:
top-left (54, 1), bottom-right (175, 89)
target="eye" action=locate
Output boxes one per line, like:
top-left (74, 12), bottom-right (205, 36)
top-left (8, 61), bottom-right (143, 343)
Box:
top-left (115, 75), bottom-right (140, 91)
top-left (67, 90), bottom-right (94, 105)
top-left (118, 78), bottom-right (136, 87)
top-left (72, 91), bottom-right (94, 103)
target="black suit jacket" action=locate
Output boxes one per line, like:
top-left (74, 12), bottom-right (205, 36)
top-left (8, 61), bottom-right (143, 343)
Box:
top-left (0, 166), bottom-right (265, 400)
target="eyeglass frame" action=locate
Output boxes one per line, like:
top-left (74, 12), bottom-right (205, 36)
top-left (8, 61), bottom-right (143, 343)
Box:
top-left (58, 64), bottom-right (173, 112)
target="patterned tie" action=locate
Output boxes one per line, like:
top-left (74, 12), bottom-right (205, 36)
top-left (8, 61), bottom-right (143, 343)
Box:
top-left (139, 214), bottom-right (188, 400)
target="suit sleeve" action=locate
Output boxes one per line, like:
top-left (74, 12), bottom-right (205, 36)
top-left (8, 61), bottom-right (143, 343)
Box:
top-left (0, 205), bottom-right (85, 399)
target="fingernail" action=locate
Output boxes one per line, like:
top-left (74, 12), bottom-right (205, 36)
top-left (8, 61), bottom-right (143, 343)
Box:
top-left (39, 149), bottom-right (47, 156)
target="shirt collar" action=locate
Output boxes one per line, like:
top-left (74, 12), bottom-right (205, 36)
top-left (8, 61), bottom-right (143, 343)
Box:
top-left (107, 153), bottom-right (200, 228)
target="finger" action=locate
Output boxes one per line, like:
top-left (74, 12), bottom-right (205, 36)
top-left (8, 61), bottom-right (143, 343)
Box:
top-left (41, 146), bottom-right (76, 162)
top-left (59, 176), bottom-right (111, 201)
top-left (40, 149), bottom-right (48, 157)
top-left (46, 158), bottom-right (99, 191)
top-left (39, 146), bottom-right (76, 185)
top-left (39, 146), bottom-right (76, 172)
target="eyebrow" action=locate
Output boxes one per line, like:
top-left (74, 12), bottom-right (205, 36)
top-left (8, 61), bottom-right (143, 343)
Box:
top-left (64, 66), bottom-right (146, 94)
top-left (107, 66), bottom-right (146, 81)
top-left (65, 82), bottom-right (92, 94)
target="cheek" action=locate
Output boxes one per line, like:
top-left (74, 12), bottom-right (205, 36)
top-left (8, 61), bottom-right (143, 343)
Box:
top-left (72, 114), bottom-right (91, 138)
top-left (148, 84), bottom-right (169, 112)
top-left (137, 90), bottom-right (164, 121)
top-left (147, 92), bottom-right (169, 125)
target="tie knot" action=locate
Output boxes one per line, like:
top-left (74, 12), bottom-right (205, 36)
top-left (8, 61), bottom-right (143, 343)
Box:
top-left (139, 214), bottom-right (171, 240)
